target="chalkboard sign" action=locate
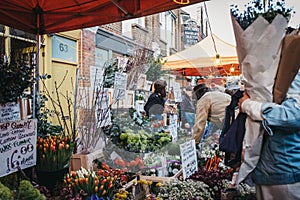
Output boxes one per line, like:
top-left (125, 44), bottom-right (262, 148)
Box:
top-left (0, 119), bottom-right (37, 177)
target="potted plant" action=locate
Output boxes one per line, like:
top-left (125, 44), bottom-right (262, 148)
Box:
top-left (61, 165), bottom-right (131, 200)
top-left (72, 58), bottom-right (127, 171)
top-left (0, 59), bottom-right (34, 105)
top-left (35, 74), bottom-right (76, 190)
top-left (0, 58), bottom-right (34, 123)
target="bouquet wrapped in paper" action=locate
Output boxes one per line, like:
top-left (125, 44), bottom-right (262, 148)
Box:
top-left (231, 13), bottom-right (288, 183)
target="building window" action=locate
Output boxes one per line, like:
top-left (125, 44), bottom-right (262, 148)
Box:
top-left (169, 14), bottom-right (176, 48)
top-left (160, 11), bottom-right (176, 48)
top-left (159, 12), bottom-right (166, 41)
top-left (122, 17), bottom-right (145, 38)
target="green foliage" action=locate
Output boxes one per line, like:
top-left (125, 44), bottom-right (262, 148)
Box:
top-left (116, 129), bottom-right (171, 153)
top-left (230, 0), bottom-right (294, 30)
top-left (0, 173), bottom-right (19, 191)
top-left (0, 60), bottom-right (34, 104)
top-left (17, 180), bottom-right (46, 200)
top-left (145, 57), bottom-right (166, 82)
top-left (103, 58), bottom-right (119, 88)
top-left (0, 182), bottom-right (13, 200)
top-left (36, 93), bottom-right (63, 136)
top-left (156, 179), bottom-right (213, 200)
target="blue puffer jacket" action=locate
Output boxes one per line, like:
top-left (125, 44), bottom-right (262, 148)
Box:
top-left (252, 70), bottom-right (300, 185)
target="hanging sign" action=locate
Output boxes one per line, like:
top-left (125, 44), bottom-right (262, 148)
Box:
top-left (0, 119), bottom-right (37, 177)
top-left (180, 139), bottom-right (198, 180)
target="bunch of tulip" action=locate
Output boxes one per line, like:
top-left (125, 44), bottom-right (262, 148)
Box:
top-left (36, 134), bottom-right (74, 171)
top-left (64, 167), bottom-right (117, 199)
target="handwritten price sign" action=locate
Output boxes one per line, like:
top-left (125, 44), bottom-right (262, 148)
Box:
top-left (0, 119), bottom-right (37, 177)
top-left (180, 139), bottom-right (198, 180)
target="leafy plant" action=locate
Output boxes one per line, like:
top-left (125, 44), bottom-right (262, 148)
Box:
top-left (146, 56), bottom-right (166, 82)
top-left (17, 180), bottom-right (46, 200)
top-left (0, 60), bottom-right (34, 104)
top-left (36, 91), bottom-right (63, 136)
top-left (230, 0), bottom-right (294, 30)
top-left (102, 59), bottom-right (119, 88)
top-left (155, 179), bottom-right (213, 200)
top-left (0, 182), bottom-right (13, 200)
top-left (189, 167), bottom-right (233, 200)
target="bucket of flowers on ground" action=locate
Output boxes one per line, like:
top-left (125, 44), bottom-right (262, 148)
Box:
top-left (61, 161), bottom-right (134, 200)
top-left (36, 134), bottom-right (74, 190)
top-left (35, 75), bottom-right (76, 193)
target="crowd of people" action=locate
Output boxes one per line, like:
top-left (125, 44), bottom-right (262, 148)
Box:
top-left (143, 72), bottom-right (300, 199)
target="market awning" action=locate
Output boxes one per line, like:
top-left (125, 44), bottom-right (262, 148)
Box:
top-left (162, 34), bottom-right (240, 76)
top-left (0, 0), bottom-right (207, 35)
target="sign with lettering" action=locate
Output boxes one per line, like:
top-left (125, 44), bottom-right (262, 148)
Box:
top-left (0, 119), bottom-right (37, 177)
top-left (173, 82), bottom-right (182, 102)
top-left (180, 139), bottom-right (198, 180)
top-left (184, 20), bottom-right (200, 47)
top-left (113, 72), bottom-right (127, 100)
top-left (0, 102), bottom-right (20, 123)
top-left (169, 114), bottom-right (178, 142)
top-left (52, 35), bottom-right (77, 63)
top-left (95, 89), bottom-right (111, 127)
top-left (90, 66), bottom-right (104, 90)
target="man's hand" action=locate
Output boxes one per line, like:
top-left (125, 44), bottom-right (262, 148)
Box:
top-left (238, 91), bottom-right (250, 112)
top-left (184, 122), bottom-right (190, 129)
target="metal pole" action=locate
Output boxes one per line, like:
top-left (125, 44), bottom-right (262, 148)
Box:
top-left (33, 15), bottom-right (41, 118)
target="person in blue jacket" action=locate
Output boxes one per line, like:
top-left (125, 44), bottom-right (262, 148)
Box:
top-left (238, 69), bottom-right (300, 199)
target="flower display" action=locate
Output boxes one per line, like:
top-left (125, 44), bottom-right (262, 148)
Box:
top-left (63, 164), bottom-right (132, 199)
top-left (63, 167), bottom-right (116, 199)
top-left (155, 179), bottom-right (213, 200)
top-left (36, 134), bottom-right (74, 171)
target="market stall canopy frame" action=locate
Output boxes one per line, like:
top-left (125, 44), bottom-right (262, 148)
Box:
top-left (162, 34), bottom-right (240, 76)
top-left (0, 0), bottom-right (207, 34)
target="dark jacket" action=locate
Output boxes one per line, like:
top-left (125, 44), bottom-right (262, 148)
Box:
top-left (144, 92), bottom-right (165, 117)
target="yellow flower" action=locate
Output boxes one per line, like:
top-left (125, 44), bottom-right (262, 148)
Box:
top-left (156, 182), bottom-right (162, 187)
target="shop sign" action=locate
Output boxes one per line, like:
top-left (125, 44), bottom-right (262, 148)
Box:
top-left (0, 119), bottom-right (37, 177)
top-left (180, 139), bottom-right (198, 180)
top-left (184, 20), bottom-right (200, 47)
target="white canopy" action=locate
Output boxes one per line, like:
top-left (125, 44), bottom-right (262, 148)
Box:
top-left (162, 34), bottom-right (239, 76)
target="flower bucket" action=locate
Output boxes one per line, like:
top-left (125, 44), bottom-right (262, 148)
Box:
top-left (36, 166), bottom-right (69, 190)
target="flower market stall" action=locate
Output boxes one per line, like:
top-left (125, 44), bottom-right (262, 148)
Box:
top-left (1, 1), bottom-right (299, 200)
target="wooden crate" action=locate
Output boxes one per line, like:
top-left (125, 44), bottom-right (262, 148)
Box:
top-left (70, 149), bottom-right (104, 171)
top-left (140, 169), bottom-right (182, 183)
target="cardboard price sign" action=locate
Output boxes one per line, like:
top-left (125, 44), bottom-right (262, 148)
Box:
top-left (180, 139), bottom-right (198, 180)
top-left (0, 119), bottom-right (37, 177)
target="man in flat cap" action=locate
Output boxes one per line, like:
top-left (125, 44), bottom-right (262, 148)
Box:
top-left (192, 83), bottom-right (231, 144)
